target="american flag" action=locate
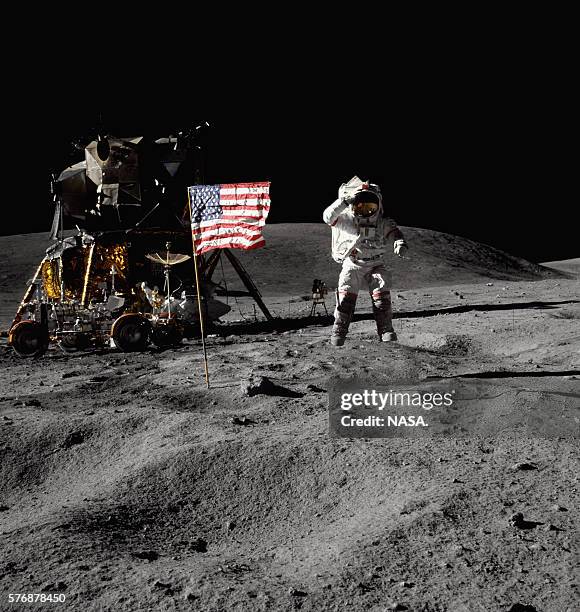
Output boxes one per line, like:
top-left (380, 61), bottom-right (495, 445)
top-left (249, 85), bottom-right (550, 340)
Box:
top-left (188, 182), bottom-right (271, 255)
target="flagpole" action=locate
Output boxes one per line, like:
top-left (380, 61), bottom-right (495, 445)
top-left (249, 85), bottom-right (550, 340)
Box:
top-left (187, 187), bottom-right (210, 389)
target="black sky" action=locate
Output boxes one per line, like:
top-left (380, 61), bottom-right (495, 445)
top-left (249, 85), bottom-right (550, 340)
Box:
top-left (5, 100), bottom-right (576, 263)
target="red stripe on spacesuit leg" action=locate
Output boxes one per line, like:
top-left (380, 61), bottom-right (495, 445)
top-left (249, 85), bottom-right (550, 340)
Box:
top-left (371, 290), bottom-right (390, 297)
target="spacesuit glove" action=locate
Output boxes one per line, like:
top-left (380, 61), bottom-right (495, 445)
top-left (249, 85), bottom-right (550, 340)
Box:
top-left (338, 185), bottom-right (354, 206)
top-left (394, 240), bottom-right (408, 257)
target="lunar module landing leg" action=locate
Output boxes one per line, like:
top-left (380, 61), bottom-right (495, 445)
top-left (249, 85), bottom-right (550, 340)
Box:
top-left (202, 248), bottom-right (273, 322)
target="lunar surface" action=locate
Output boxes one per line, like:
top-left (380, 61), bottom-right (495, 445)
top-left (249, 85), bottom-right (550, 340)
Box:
top-left (0, 225), bottom-right (578, 611)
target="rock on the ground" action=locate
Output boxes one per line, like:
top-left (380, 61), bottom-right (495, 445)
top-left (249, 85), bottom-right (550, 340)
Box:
top-left (511, 462), bottom-right (538, 471)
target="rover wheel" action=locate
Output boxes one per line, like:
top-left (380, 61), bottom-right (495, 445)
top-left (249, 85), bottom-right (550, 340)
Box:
top-left (8, 321), bottom-right (49, 358)
top-left (111, 314), bottom-right (151, 352)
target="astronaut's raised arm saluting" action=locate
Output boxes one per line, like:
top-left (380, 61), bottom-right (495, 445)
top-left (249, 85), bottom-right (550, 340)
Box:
top-left (323, 176), bottom-right (408, 347)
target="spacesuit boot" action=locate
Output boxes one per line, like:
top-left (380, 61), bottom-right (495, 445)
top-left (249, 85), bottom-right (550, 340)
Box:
top-left (331, 291), bottom-right (357, 346)
top-left (371, 290), bottom-right (398, 342)
top-left (380, 331), bottom-right (398, 342)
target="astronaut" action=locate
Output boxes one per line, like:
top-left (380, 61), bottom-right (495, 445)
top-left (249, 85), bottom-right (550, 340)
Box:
top-left (323, 176), bottom-right (408, 346)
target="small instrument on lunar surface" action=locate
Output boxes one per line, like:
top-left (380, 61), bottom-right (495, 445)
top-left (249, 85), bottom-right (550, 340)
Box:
top-left (309, 279), bottom-right (329, 317)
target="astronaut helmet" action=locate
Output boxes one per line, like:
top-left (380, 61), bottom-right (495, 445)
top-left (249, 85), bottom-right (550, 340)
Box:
top-left (351, 186), bottom-right (381, 218)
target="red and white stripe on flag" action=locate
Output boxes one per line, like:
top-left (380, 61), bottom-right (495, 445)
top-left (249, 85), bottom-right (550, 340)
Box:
top-left (188, 182), bottom-right (271, 255)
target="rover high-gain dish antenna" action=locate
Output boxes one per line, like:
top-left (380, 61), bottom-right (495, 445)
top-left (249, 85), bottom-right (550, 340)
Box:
top-left (145, 242), bottom-right (191, 316)
top-left (145, 251), bottom-right (191, 267)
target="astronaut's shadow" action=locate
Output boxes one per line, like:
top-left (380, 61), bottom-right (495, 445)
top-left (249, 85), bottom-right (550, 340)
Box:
top-left (213, 299), bottom-right (578, 337)
top-left (347, 298), bottom-right (578, 329)
top-left (390, 299), bottom-right (578, 320)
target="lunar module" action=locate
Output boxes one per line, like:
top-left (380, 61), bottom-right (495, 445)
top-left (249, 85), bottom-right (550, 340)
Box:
top-left (8, 127), bottom-right (233, 357)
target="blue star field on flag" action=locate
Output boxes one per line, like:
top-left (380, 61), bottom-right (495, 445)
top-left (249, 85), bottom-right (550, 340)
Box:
top-left (190, 184), bottom-right (222, 223)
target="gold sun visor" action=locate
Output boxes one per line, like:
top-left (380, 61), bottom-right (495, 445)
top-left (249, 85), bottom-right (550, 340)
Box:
top-left (352, 189), bottom-right (380, 217)
top-left (352, 201), bottom-right (380, 218)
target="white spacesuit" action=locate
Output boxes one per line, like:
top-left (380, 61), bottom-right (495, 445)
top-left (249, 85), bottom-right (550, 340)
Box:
top-left (323, 176), bottom-right (408, 346)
